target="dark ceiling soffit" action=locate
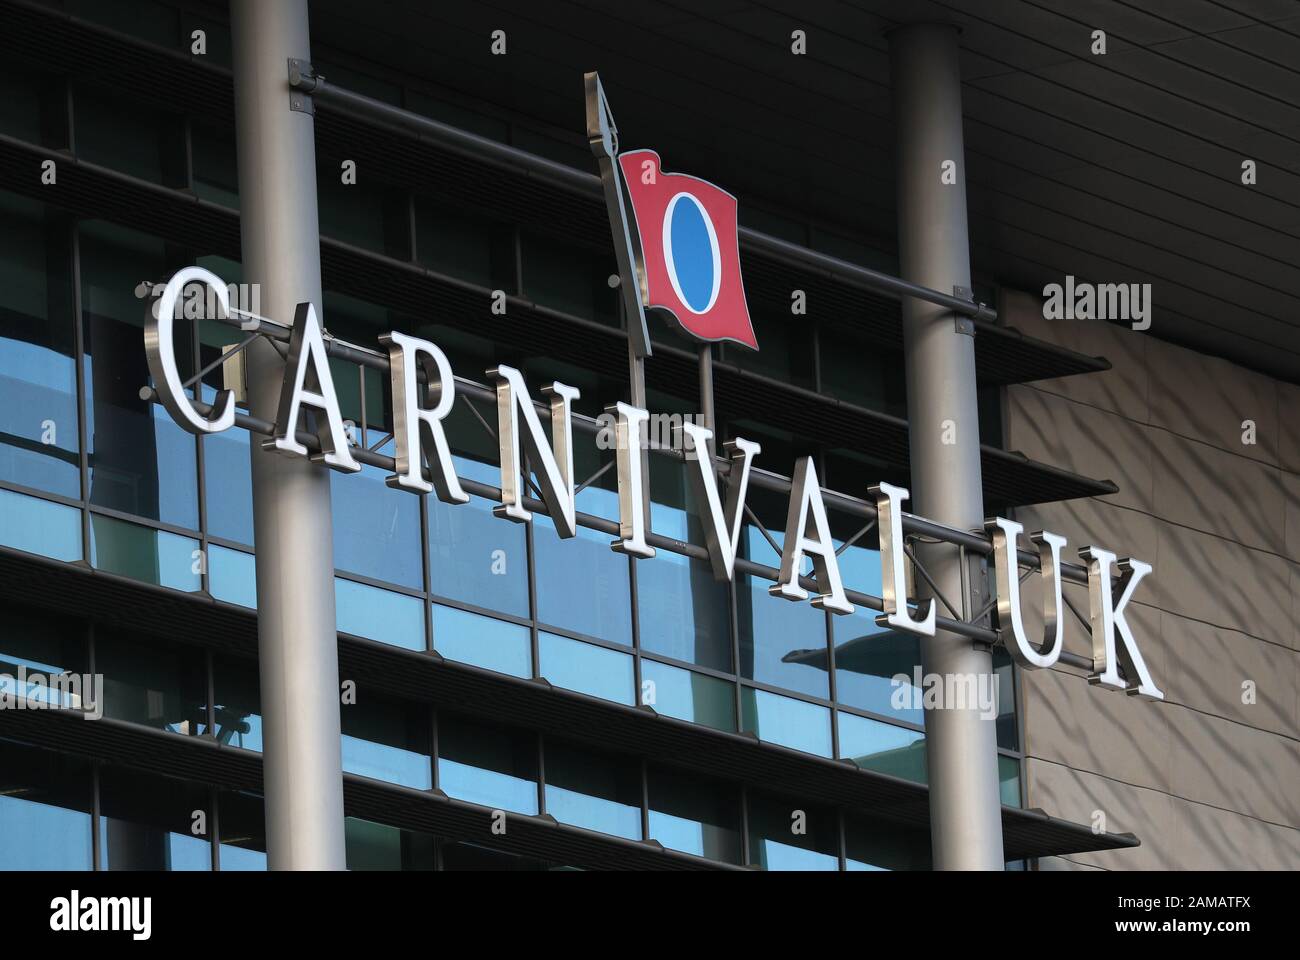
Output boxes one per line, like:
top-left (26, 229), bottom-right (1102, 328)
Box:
top-left (0, 134), bottom-right (1116, 508)
top-left (0, 545), bottom-right (1141, 863)
top-left (0, 0), bottom-right (1110, 393)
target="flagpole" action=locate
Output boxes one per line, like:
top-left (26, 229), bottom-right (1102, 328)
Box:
top-left (697, 342), bottom-right (717, 461)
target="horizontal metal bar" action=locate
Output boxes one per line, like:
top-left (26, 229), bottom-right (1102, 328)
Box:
top-left (303, 76), bottom-right (998, 324)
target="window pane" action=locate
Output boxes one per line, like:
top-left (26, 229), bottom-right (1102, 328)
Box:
top-left (844, 814), bottom-right (930, 871)
top-left (217, 791), bottom-right (266, 871)
top-left (534, 516), bottom-right (632, 646)
top-left (737, 523), bottom-right (829, 699)
top-left (331, 456), bottom-right (422, 590)
top-left (748, 791), bottom-right (838, 871)
top-left (341, 687), bottom-right (432, 790)
top-left (0, 191), bottom-right (79, 498)
top-left (543, 741), bottom-right (642, 840)
top-left (345, 818), bottom-right (437, 871)
top-left (209, 544), bottom-right (256, 609)
top-left (640, 659), bottom-right (735, 732)
top-left (213, 655), bottom-right (262, 752)
top-left (89, 514), bottom-right (201, 592)
top-left (0, 487), bottom-right (81, 562)
top-left (335, 577), bottom-right (424, 651)
top-left (0, 606), bottom-right (87, 711)
top-left (741, 687), bottom-right (832, 757)
top-left (994, 646), bottom-right (1019, 751)
top-left (0, 741), bottom-right (92, 870)
top-left (837, 711), bottom-right (926, 784)
top-left (97, 627), bottom-right (207, 736)
top-left (437, 714), bottom-right (538, 815)
top-left (999, 754), bottom-right (1022, 808)
top-left (432, 603), bottom-right (531, 679)
top-left (199, 388), bottom-right (253, 546)
top-left (538, 632), bottom-right (634, 705)
top-left (81, 221), bottom-right (198, 528)
top-left (646, 765), bottom-right (742, 864)
top-left (99, 766), bottom-right (211, 871)
top-left (427, 455), bottom-right (529, 618)
top-left (638, 476), bottom-right (731, 672)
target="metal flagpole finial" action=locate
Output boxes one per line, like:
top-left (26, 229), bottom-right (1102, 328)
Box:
top-left (584, 71), bottom-right (652, 360)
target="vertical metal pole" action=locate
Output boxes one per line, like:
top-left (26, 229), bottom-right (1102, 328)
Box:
top-left (230, 0), bottom-right (347, 870)
top-left (889, 23), bottom-right (1004, 870)
top-left (697, 343), bottom-right (717, 461)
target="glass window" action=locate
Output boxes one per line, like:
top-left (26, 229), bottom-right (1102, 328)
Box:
top-left (345, 818), bottom-right (437, 871)
top-left (0, 607), bottom-right (87, 710)
top-left (331, 455), bottom-right (423, 589)
top-left (99, 766), bottom-right (212, 871)
top-left (833, 540), bottom-right (923, 724)
top-left (640, 659), bottom-right (735, 732)
top-left (999, 754), bottom-right (1022, 808)
top-left (209, 544), bottom-right (256, 609)
top-left (217, 790), bottom-right (266, 871)
top-left (646, 765), bottom-right (742, 864)
top-left (0, 487), bottom-right (81, 562)
top-left (538, 632), bottom-right (634, 705)
top-left (543, 741), bottom-right (642, 840)
top-left (212, 655), bottom-right (262, 753)
top-left (335, 577), bottom-right (425, 652)
top-left (80, 221), bottom-right (198, 529)
top-left (340, 686), bottom-right (432, 790)
top-left (0, 191), bottom-right (80, 498)
top-left (741, 687), bottom-right (832, 757)
top-left (747, 791), bottom-right (838, 871)
top-left (427, 455), bottom-right (529, 618)
top-left (533, 493), bottom-right (632, 645)
top-left (994, 646), bottom-right (1019, 751)
top-left (844, 814), bottom-right (930, 871)
top-left (89, 514), bottom-right (201, 593)
top-left (837, 711), bottom-right (926, 784)
top-left (520, 232), bottom-right (617, 326)
top-left (437, 714), bottom-right (538, 815)
top-left (414, 198), bottom-right (498, 287)
top-left (431, 603), bottom-right (531, 679)
top-left (97, 627), bottom-right (208, 736)
top-left (0, 741), bottom-right (93, 870)
top-left (736, 515), bottom-right (830, 699)
top-left (638, 472), bottom-right (731, 672)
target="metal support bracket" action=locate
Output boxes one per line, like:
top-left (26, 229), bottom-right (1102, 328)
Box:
top-left (288, 58), bottom-right (317, 114)
top-left (952, 285), bottom-right (977, 336)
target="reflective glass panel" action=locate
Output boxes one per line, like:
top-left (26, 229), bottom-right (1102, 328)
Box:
top-left (97, 627), bottom-right (207, 736)
top-left (345, 818), bottom-right (437, 871)
top-left (331, 448), bottom-right (422, 590)
top-left (99, 766), bottom-right (211, 871)
top-left (747, 791), bottom-right (838, 871)
top-left (341, 687), bottom-right (432, 790)
top-left (646, 765), bottom-right (742, 864)
top-left (0, 192), bottom-right (79, 498)
top-left (844, 814), bottom-right (930, 871)
top-left (217, 790), bottom-right (266, 871)
top-left (89, 514), bottom-right (201, 592)
top-left (431, 603), bottom-right (531, 679)
top-left (0, 607), bottom-right (87, 712)
top-left (0, 741), bottom-right (92, 870)
top-left (437, 714), bottom-right (538, 815)
top-left (543, 741), bottom-right (642, 840)
top-left (212, 655), bottom-right (262, 752)
top-left (640, 659), bottom-right (735, 732)
top-left (837, 711), bottom-right (927, 784)
top-left (209, 544), bottom-right (256, 609)
top-left (335, 577), bottom-right (424, 651)
top-left (741, 687), bottom-right (832, 757)
top-left (538, 632), bottom-right (634, 705)
top-left (0, 487), bottom-right (80, 562)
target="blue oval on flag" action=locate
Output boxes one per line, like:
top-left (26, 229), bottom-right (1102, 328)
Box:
top-left (663, 193), bottom-right (721, 314)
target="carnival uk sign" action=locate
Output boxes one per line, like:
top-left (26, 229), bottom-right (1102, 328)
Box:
top-left (143, 265), bottom-right (1164, 702)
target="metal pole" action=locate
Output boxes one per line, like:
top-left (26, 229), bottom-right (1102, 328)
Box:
top-left (698, 343), bottom-right (716, 461)
top-left (229, 0), bottom-right (347, 870)
top-left (889, 23), bottom-right (1005, 870)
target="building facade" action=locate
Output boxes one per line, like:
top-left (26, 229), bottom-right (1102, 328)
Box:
top-left (0, 0), bottom-right (1293, 870)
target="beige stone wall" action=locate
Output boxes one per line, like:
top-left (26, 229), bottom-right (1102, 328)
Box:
top-left (998, 288), bottom-right (1300, 870)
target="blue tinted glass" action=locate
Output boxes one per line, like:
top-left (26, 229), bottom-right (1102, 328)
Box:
top-left (844, 814), bottom-right (931, 871)
top-left (209, 544), bottom-right (256, 608)
top-left (539, 632), bottom-right (634, 705)
top-left (638, 496), bottom-right (730, 671)
top-left (432, 603), bottom-right (531, 678)
top-left (438, 716), bottom-right (538, 815)
top-left (213, 656), bottom-right (262, 753)
top-left (90, 515), bottom-right (201, 592)
top-left (737, 527), bottom-right (829, 698)
top-left (0, 193), bottom-right (80, 499)
top-left (837, 711), bottom-right (926, 784)
top-left (640, 659), bottom-right (735, 732)
top-left (341, 693), bottom-right (432, 791)
top-left (217, 790), bottom-right (266, 870)
top-left (331, 455), bottom-right (422, 589)
top-left (994, 646), bottom-right (1019, 751)
top-left (533, 486), bottom-right (631, 645)
top-left (335, 577), bottom-right (424, 651)
top-left (834, 543), bottom-right (923, 723)
top-left (543, 742), bottom-right (641, 840)
top-left (200, 385), bottom-right (253, 545)
top-left (748, 793), bottom-right (838, 871)
top-left (427, 457), bottom-right (529, 617)
top-left (741, 687), bottom-right (832, 757)
top-left (81, 222), bottom-right (198, 529)
top-left (218, 846), bottom-right (266, 871)
top-left (0, 488), bottom-right (80, 562)
top-left (647, 765), bottom-right (742, 863)
top-left (0, 743), bottom-right (92, 870)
